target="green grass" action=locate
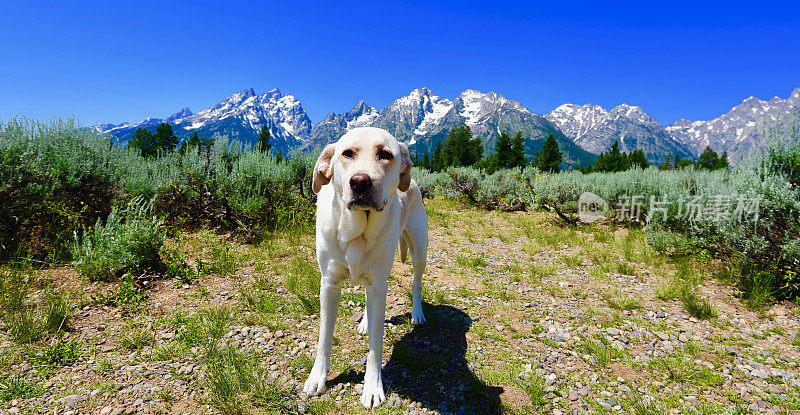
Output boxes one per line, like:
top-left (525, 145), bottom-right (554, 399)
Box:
top-left (629, 391), bottom-right (667, 415)
top-left (152, 342), bottom-right (189, 361)
top-left (562, 253), bottom-right (584, 268)
top-left (602, 290), bottom-right (641, 310)
top-left (0, 267), bottom-right (73, 344)
top-left (578, 335), bottom-right (625, 367)
top-left (649, 352), bottom-right (699, 383)
top-left (204, 347), bottom-right (294, 414)
top-left (118, 320), bottom-right (154, 350)
top-left (529, 262), bottom-right (557, 279)
top-left (38, 339), bottom-right (82, 367)
top-left (91, 274), bottom-right (148, 314)
top-left (520, 374), bottom-right (548, 409)
top-left (200, 306), bottom-right (233, 339)
top-left (208, 244), bottom-right (239, 276)
top-left (0, 375), bottom-right (42, 402)
top-left (455, 253), bottom-right (488, 270)
top-left (282, 257), bottom-right (321, 315)
top-left (239, 284), bottom-right (281, 314)
top-left (680, 290), bottom-right (717, 319)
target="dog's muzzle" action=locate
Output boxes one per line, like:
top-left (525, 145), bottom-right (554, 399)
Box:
top-left (347, 173), bottom-right (383, 211)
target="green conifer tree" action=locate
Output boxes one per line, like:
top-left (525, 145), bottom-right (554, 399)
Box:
top-left (533, 134), bottom-right (563, 173)
top-left (258, 125), bottom-right (271, 154)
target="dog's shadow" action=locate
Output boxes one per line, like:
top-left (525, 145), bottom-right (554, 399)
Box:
top-left (329, 303), bottom-right (503, 414)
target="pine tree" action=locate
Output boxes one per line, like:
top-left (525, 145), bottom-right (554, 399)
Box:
top-left (258, 125), bottom-right (271, 154)
top-left (422, 153), bottom-right (431, 170)
top-left (128, 127), bottom-right (154, 157)
top-left (659, 155), bottom-right (672, 171)
top-left (441, 125), bottom-right (482, 168)
top-left (628, 149), bottom-right (649, 169)
top-left (698, 146), bottom-right (720, 170)
top-left (606, 141), bottom-right (625, 171)
top-left (154, 123), bottom-right (179, 153)
top-left (493, 132), bottom-right (513, 170)
top-left (533, 134), bottom-right (562, 173)
top-left (510, 132), bottom-right (526, 169)
top-left (714, 151), bottom-right (729, 170)
top-left (188, 131), bottom-right (201, 148)
top-left (674, 154), bottom-right (681, 170)
top-left (432, 141), bottom-right (443, 172)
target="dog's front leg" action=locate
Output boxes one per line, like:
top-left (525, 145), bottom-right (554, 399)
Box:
top-left (361, 282), bottom-right (387, 409)
top-left (303, 275), bottom-right (341, 396)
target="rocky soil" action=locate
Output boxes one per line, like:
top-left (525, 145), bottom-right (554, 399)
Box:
top-left (2, 200), bottom-right (800, 414)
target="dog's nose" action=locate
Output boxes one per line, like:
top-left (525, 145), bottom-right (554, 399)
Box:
top-left (349, 173), bottom-right (373, 193)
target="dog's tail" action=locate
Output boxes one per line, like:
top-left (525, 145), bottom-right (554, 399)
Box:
top-left (399, 236), bottom-right (408, 263)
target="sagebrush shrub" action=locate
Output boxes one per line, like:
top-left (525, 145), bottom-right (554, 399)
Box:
top-left (0, 118), bottom-right (317, 260)
top-left (72, 197), bottom-right (165, 281)
top-left (0, 118), bottom-right (115, 260)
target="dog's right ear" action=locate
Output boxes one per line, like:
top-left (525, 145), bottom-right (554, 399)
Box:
top-left (312, 144), bottom-right (336, 194)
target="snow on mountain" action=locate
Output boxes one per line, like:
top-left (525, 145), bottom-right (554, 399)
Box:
top-left (666, 87), bottom-right (800, 162)
top-left (96, 88), bottom-right (312, 151)
top-left (308, 101), bottom-right (380, 148)
top-left (369, 87), bottom-right (454, 139)
top-left (545, 104), bottom-right (609, 140)
top-left (96, 86), bottom-right (596, 167)
top-left (546, 102), bottom-right (694, 162)
top-left (377, 88), bottom-right (595, 167)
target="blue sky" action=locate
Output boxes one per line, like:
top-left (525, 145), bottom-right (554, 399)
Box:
top-left (1, 1), bottom-right (799, 126)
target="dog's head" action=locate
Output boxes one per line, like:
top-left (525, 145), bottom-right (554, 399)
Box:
top-left (312, 127), bottom-right (412, 211)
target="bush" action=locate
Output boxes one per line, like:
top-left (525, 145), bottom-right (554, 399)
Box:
top-left (72, 197), bottom-right (165, 281)
top-left (0, 118), bottom-right (115, 260)
top-left (0, 118), bottom-right (316, 263)
top-left (416, 112), bottom-right (800, 302)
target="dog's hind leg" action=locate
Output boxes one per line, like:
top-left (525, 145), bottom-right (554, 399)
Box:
top-left (406, 216), bottom-right (428, 325)
top-left (357, 289), bottom-right (369, 335)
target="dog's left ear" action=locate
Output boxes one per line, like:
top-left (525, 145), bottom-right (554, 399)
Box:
top-left (398, 142), bottom-right (413, 192)
top-left (312, 144), bottom-right (336, 194)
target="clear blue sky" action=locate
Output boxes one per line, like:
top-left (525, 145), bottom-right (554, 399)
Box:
top-left (2, 1), bottom-right (799, 126)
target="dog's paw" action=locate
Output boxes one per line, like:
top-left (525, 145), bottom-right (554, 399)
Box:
top-left (302, 369), bottom-right (327, 396)
top-left (411, 308), bottom-right (426, 325)
top-left (360, 379), bottom-right (385, 409)
top-left (357, 316), bottom-right (369, 335)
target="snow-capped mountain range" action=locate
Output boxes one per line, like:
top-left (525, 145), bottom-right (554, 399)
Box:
top-left (546, 103), bottom-right (695, 162)
top-left (95, 88), bottom-right (312, 152)
top-left (96, 86), bottom-right (800, 166)
top-left (666, 87), bottom-right (800, 163)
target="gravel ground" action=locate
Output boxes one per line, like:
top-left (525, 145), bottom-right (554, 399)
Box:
top-left (3, 203), bottom-right (800, 414)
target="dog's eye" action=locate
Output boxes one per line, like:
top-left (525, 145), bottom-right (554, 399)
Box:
top-left (378, 150), bottom-right (393, 160)
top-left (342, 149), bottom-right (355, 159)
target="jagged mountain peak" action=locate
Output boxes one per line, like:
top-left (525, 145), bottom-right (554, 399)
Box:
top-left (350, 100), bottom-right (372, 113)
top-left (262, 88), bottom-right (283, 101)
top-left (548, 101), bottom-right (690, 161)
top-left (166, 107), bottom-right (193, 122)
top-left (96, 87), bottom-right (312, 152)
top-left (609, 103), bottom-right (658, 125)
top-left (666, 87), bottom-right (800, 162)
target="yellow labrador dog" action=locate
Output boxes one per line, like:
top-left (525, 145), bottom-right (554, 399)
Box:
top-left (303, 127), bottom-right (429, 409)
